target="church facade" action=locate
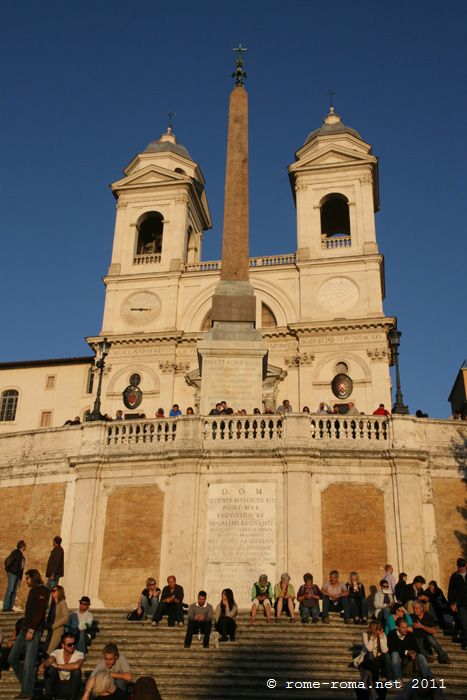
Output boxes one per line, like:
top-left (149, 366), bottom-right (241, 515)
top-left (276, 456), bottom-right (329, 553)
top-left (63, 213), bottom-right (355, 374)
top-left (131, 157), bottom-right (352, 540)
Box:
top-left (0, 88), bottom-right (465, 610)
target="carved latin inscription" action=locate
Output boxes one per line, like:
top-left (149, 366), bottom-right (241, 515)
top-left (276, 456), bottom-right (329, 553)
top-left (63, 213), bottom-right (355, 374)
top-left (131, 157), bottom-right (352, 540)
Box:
top-left (205, 482), bottom-right (276, 607)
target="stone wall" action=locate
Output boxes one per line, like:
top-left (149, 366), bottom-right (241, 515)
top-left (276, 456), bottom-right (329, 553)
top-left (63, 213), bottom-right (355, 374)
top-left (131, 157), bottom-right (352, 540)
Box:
top-left (432, 477), bottom-right (467, 591)
top-left (0, 483), bottom-right (65, 607)
top-left (98, 485), bottom-right (164, 607)
top-left (321, 483), bottom-right (387, 589)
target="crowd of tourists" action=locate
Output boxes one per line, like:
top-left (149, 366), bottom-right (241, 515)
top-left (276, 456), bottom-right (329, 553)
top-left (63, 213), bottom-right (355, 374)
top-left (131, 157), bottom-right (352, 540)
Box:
top-left (1, 537), bottom-right (163, 699)
top-left (2, 534), bottom-right (467, 699)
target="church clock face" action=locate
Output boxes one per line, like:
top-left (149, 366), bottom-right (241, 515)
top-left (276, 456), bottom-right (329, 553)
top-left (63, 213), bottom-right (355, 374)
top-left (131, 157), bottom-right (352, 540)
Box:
top-left (120, 291), bottom-right (161, 327)
top-left (318, 277), bottom-right (359, 313)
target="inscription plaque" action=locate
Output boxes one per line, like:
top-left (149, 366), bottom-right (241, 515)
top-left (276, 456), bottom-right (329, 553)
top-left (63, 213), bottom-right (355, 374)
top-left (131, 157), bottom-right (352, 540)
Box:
top-left (205, 482), bottom-right (276, 608)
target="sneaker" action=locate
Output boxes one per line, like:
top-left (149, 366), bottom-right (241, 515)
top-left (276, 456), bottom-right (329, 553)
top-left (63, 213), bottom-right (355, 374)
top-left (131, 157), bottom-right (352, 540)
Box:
top-left (354, 618), bottom-right (360, 624)
top-left (151, 620), bottom-right (159, 626)
top-left (177, 621), bottom-right (184, 626)
top-left (322, 617), bottom-right (330, 624)
top-left (312, 618), bottom-right (319, 623)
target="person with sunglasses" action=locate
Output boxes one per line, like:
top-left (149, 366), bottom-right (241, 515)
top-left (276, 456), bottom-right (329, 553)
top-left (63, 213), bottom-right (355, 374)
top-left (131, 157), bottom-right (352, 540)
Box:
top-left (40, 632), bottom-right (84, 700)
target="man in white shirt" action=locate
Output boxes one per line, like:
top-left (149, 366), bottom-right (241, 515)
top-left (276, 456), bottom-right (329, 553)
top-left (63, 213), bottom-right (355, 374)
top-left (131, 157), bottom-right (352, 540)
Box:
top-left (40, 632), bottom-right (84, 700)
top-left (69, 595), bottom-right (94, 653)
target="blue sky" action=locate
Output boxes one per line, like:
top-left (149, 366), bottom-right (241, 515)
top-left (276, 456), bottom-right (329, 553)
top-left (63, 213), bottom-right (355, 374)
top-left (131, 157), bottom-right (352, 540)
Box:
top-left (1, 0), bottom-right (466, 417)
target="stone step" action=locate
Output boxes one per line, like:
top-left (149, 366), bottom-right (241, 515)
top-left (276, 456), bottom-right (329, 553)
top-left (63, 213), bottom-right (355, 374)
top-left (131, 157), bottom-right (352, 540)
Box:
top-left (1, 609), bottom-right (466, 700)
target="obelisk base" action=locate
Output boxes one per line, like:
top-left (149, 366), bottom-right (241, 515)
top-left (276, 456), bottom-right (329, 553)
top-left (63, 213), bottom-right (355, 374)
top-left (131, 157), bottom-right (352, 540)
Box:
top-left (198, 337), bottom-right (267, 415)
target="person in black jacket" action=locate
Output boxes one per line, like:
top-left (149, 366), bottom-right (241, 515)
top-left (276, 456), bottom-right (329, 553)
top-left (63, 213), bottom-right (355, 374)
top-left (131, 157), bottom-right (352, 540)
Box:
top-left (45, 535), bottom-right (64, 590)
top-left (8, 569), bottom-right (50, 700)
top-left (387, 618), bottom-right (434, 682)
top-left (448, 557), bottom-right (467, 649)
top-left (2, 540), bottom-right (26, 612)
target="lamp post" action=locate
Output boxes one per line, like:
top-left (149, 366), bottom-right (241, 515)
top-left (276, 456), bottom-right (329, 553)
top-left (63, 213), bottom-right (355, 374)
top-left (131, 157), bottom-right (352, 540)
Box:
top-left (89, 337), bottom-right (111, 421)
top-left (388, 325), bottom-right (409, 415)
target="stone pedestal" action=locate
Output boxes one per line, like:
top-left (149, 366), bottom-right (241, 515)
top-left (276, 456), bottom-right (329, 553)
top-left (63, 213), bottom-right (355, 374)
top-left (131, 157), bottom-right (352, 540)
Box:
top-left (198, 338), bottom-right (267, 414)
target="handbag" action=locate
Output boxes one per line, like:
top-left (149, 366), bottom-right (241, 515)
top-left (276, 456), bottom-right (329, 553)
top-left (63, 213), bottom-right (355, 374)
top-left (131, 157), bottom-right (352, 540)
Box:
top-left (126, 608), bottom-right (143, 621)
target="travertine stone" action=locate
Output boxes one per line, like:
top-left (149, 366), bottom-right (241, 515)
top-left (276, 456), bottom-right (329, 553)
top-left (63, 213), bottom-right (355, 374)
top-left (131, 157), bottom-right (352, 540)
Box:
top-left (98, 485), bottom-right (164, 607)
top-left (432, 478), bottom-right (467, 590)
top-left (0, 484), bottom-right (65, 608)
top-left (321, 483), bottom-right (387, 587)
top-left (204, 482), bottom-right (276, 607)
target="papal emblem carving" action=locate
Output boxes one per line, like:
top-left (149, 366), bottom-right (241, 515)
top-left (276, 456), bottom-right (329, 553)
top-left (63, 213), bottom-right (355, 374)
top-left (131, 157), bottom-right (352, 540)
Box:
top-left (331, 373), bottom-right (353, 399)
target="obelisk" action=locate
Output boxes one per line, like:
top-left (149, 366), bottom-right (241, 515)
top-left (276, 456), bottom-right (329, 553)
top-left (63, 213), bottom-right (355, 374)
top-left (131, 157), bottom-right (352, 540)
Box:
top-left (198, 46), bottom-right (267, 414)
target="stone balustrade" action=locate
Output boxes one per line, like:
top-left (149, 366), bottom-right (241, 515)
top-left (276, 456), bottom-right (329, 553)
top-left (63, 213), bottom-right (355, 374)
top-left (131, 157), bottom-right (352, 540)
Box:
top-left (203, 415), bottom-right (283, 442)
top-left (310, 416), bottom-right (389, 441)
top-left (321, 235), bottom-right (352, 249)
top-left (183, 252), bottom-right (296, 273)
top-left (106, 419), bottom-right (177, 445)
top-left (133, 253), bottom-right (162, 264)
top-left (0, 416), bottom-right (464, 473)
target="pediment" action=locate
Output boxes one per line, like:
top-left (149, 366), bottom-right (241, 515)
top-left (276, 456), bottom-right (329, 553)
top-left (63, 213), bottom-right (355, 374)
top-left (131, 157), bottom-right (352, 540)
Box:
top-left (111, 164), bottom-right (188, 192)
top-left (293, 144), bottom-right (374, 170)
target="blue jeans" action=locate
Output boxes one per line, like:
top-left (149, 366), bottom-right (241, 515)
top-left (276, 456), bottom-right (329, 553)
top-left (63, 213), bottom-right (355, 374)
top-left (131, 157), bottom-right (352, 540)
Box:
top-left (390, 651), bottom-right (434, 681)
top-left (322, 595), bottom-right (350, 619)
top-left (414, 633), bottom-right (449, 661)
top-left (68, 612), bottom-right (88, 654)
top-left (141, 596), bottom-right (159, 618)
top-left (8, 628), bottom-right (41, 696)
top-left (2, 571), bottom-right (20, 611)
top-left (47, 575), bottom-right (60, 590)
top-left (349, 597), bottom-right (369, 619)
top-left (299, 603), bottom-right (319, 621)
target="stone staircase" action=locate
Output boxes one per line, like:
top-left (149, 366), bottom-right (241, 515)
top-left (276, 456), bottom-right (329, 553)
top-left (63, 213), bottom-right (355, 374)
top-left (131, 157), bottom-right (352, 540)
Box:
top-left (1, 610), bottom-right (467, 699)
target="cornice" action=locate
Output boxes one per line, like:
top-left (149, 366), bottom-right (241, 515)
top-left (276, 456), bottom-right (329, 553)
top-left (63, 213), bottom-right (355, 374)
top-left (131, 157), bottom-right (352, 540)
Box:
top-left (289, 317), bottom-right (395, 335)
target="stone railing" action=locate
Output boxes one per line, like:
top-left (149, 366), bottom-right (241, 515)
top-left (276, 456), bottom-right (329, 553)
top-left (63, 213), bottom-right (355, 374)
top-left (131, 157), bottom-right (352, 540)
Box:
top-left (249, 253), bottom-right (296, 267)
top-left (184, 253), bottom-right (296, 273)
top-left (105, 414), bottom-right (387, 448)
top-left (203, 415), bottom-right (283, 442)
top-left (106, 419), bottom-right (177, 445)
top-left (0, 418), bottom-right (464, 474)
top-left (321, 235), bottom-right (352, 249)
top-left (184, 260), bottom-right (221, 272)
top-left (133, 253), bottom-right (162, 265)
top-left (310, 416), bottom-right (389, 441)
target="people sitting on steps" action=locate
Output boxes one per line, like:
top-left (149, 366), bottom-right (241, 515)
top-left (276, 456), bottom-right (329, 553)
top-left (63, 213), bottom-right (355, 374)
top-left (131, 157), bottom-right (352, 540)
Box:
top-left (151, 575), bottom-right (184, 627)
top-left (250, 573), bottom-right (273, 623)
top-left (184, 591), bottom-right (213, 648)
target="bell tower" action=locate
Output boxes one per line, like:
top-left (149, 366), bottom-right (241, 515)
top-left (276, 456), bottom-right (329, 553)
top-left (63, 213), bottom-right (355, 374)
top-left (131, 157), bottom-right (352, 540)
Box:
top-left (289, 107), bottom-right (393, 411)
top-left (101, 127), bottom-right (211, 335)
top-left (289, 106), bottom-right (384, 322)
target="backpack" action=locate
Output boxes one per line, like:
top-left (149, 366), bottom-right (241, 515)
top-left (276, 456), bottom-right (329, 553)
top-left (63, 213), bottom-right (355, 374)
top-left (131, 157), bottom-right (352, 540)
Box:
top-left (4, 551), bottom-right (15, 570)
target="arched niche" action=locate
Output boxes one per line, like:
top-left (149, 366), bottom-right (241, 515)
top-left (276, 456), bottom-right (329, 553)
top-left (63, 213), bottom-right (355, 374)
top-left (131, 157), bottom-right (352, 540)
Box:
top-left (136, 211), bottom-right (164, 255)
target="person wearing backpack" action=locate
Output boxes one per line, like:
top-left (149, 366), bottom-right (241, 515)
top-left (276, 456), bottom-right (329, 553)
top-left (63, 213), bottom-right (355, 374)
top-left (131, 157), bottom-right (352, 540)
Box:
top-left (3, 540), bottom-right (26, 612)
